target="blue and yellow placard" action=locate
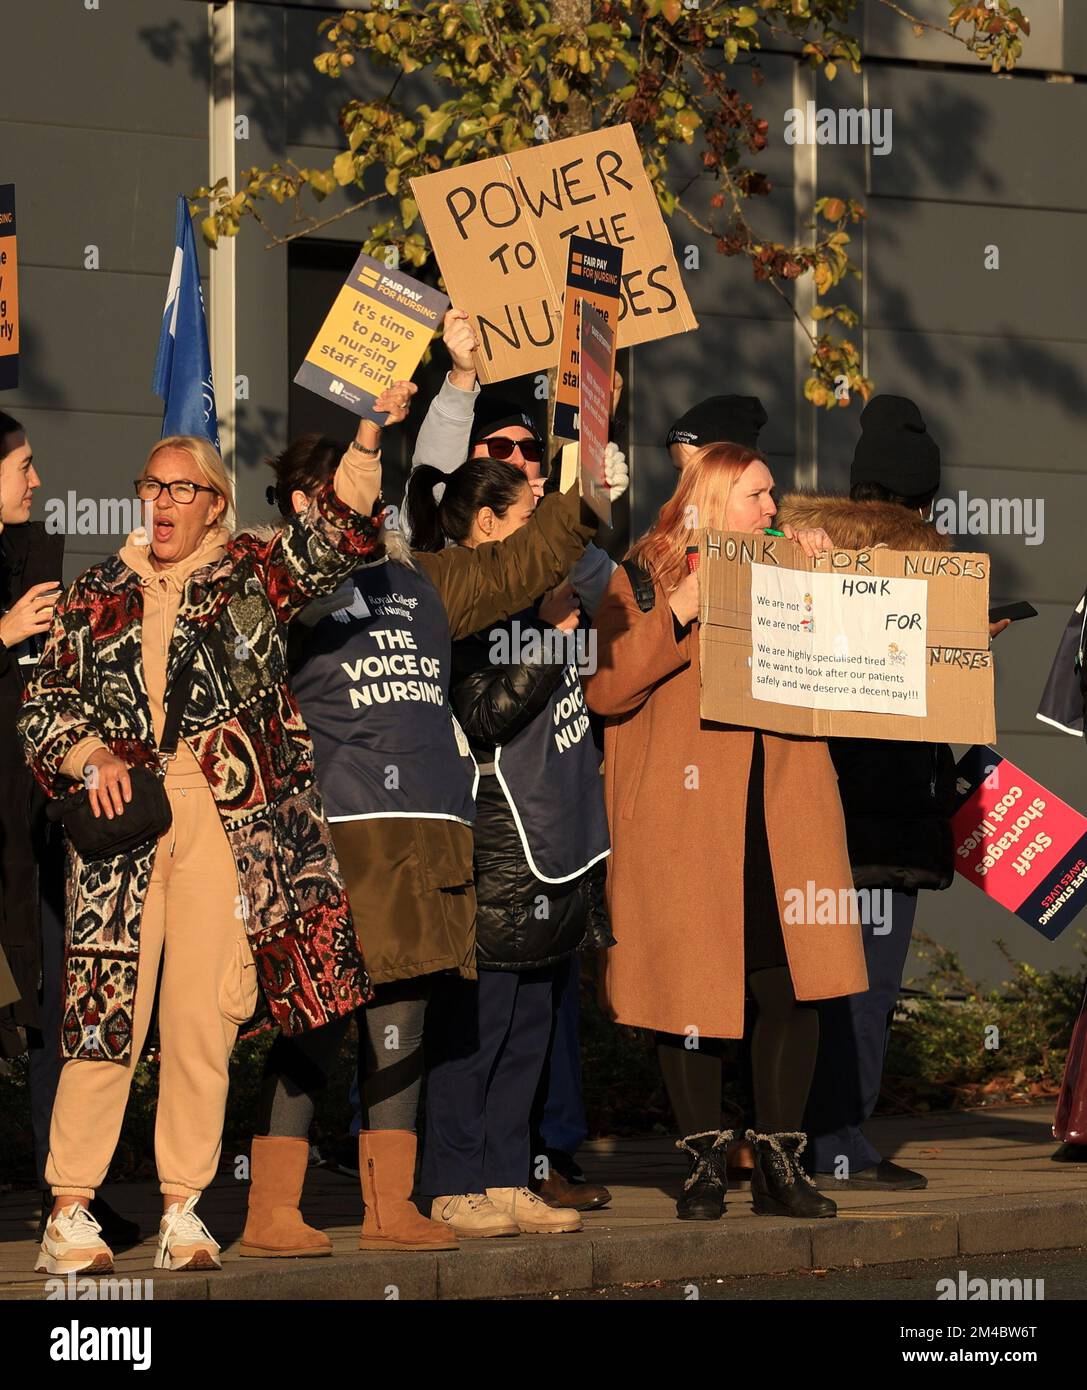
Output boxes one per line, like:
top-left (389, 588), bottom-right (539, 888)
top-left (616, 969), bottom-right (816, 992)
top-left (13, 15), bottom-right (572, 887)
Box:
top-left (294, 252), bottom-right (449, 422)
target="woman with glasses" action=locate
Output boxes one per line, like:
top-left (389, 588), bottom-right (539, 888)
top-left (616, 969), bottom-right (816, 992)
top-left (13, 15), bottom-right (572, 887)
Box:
top-left (402, 309), bottom-right (621, 617)
top-left (19, 390), bottom-right (408, 1276)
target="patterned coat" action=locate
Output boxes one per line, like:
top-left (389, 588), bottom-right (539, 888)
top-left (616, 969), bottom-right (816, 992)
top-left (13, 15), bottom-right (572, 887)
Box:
top-left (18, 484), bottom-right (381, 1063)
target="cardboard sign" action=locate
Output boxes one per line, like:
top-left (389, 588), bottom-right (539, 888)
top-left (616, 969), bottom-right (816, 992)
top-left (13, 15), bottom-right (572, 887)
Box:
top-left (952, 746), bottom-right (1087, 940)
top-left (698, 530), bottom-right (995, 743)
top-left (0, 185), bottom-right (18, 391)
top-left (578, 301), bottom-right (614, 525)
top-left (553, 236), bottom-right (623, 440)
top-left (411, 124), bottom-right (697, 384)
top-left (294, 251), bottom-right (449, 422)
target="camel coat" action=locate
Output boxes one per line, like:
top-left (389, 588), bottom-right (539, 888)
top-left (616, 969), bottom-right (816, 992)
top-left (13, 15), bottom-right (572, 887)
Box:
top-left (585, 565), bottom-right (868, 1039)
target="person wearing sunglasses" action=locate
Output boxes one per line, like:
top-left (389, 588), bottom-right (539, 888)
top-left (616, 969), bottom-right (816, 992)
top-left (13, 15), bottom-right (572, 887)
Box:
top-left (18, 387), bottom-right (410, 1277)
top-left (404, 309), bottom-right (622, 618)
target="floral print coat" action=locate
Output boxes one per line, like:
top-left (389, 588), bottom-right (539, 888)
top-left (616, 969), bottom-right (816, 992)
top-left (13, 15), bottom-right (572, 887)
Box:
top-left (18, 484), bottom-right (381, 1062)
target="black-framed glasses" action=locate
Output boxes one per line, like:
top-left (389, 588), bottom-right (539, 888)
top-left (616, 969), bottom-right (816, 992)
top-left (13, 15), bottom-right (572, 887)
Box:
top-left (483, 436), bottom-right (544, 463)
top-left (133, 478), bottom-right (220, 505)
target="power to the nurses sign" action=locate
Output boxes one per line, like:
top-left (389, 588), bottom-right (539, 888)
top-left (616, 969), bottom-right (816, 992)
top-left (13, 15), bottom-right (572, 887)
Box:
top-left (295, 251), bottom-right (449, 423)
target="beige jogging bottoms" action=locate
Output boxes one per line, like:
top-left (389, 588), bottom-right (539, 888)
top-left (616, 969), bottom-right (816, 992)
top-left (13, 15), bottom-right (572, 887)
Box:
top-left (47, 771), bottom-right (257, 1200)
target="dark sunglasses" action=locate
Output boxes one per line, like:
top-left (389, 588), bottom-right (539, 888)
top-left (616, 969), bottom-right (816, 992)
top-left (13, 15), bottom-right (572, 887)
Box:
top-left (482, 435), bottom-right (544, 463)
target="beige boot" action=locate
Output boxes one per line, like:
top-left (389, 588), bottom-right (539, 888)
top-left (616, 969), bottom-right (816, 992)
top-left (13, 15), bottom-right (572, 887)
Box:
top-left (486, 1186), bottom-right (582, 1234)
top-left (430, 1193), bottom-right (520, 1239)
top-left (238, 1136), bottom-right (332, 1258)
top-left (359, 1131), bottom-right (459, 1251)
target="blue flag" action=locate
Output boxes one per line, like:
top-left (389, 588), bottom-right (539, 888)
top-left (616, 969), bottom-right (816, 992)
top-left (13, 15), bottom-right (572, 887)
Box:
top-left (152, 195), bottom-right (220, 450)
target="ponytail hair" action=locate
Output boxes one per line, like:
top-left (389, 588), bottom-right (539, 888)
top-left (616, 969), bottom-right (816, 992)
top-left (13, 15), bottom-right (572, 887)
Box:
top-left (406, 458), bottom-right (529, 552)
top-left (265, 433), bottom-right (342, 517)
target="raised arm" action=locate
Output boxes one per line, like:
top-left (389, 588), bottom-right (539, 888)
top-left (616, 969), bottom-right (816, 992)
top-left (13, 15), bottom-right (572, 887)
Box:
top-left (402, 310), bottom-right (480, 540)
top-left (240, 384), bottom-right (415, 624)
top-left (414, 485), bottom-right (599, 642)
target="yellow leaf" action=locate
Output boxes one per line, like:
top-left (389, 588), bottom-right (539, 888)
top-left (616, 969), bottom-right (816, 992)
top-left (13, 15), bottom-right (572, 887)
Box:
top-left (385, 167), bottom-right (401, 196)
top-left (201, 216), bottom-right (219, 249)
top-left (332, 150), bottom-right (356, 186)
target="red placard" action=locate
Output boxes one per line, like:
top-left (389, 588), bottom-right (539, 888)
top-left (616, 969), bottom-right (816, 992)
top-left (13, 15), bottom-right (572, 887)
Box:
top-left (577, 299), bottom-right (614, 526)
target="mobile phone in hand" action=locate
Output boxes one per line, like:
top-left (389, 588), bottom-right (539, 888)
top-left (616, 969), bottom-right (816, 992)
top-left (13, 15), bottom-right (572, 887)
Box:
top-left (988, 601), bottom-right (1038, 624)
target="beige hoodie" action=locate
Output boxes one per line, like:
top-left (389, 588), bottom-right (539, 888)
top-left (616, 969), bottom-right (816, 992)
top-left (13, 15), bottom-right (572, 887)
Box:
top-left (60, 526), bottom-right (229, 783)
top-left (56, 449), bottom-right (380, 786)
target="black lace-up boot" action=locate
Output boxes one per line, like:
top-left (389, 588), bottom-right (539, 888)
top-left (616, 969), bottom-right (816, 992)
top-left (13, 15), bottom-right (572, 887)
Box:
top-left (675, 1129), bottom-right (734, 1220)
top-left (746, 1130), bottom-right (837, 1219)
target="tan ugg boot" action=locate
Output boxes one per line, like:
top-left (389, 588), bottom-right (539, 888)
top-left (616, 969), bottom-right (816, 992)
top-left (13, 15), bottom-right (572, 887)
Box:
top-left (238, 1136), bottom-right (332, 1258)
top-left (359, 1130), bottom-right (459, 1251)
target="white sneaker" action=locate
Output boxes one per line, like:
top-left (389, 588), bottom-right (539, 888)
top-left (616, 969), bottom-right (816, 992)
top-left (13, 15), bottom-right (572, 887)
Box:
top-left (430, 1193), bottom-right (520, 1239)
top-left (36, 1202), bottom-right (115, 1275)
top-left (155, 1196), bottom-right (222, 1271)
top-left (486, 1186), bottom-right (582, 1234)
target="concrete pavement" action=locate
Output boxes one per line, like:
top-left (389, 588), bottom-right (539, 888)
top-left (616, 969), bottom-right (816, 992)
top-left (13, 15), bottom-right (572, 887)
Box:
top-left (1, 1103), bottom-right (1084, 1300)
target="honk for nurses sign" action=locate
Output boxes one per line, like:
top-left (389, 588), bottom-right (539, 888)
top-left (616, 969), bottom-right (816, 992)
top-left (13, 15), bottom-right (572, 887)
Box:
top-left (952, 746), bottom-right (1087, 940)
top-left (411, 124), bottom-right (697, 384)
top-left (698, 530), bottom-right (995, 744)
top-left (295, 252), bottom-right (449, 422)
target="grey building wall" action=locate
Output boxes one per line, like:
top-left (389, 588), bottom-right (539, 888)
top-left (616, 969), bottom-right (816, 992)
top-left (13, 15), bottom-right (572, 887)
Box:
top-left (0, 0), bottom-right (211, 577)
top-left (3, 0), bottom-right (1085, 987)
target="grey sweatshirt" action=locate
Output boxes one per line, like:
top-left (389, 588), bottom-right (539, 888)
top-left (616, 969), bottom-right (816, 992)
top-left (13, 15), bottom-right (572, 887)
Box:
top-left (405, 373), bottom-right (617, 617)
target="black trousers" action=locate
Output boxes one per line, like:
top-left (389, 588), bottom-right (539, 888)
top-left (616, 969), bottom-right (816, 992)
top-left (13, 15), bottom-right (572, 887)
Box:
top-left (421, 967), bottom-right (555, 1195)
top-left (27, 873), bottom-right (66, 1190)
top-left (656, 733), bottom-right (819, 1136)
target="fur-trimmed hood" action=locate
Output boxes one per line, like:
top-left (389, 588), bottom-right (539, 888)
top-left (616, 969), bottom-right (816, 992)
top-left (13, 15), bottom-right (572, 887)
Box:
top-left (775, 492), bottom-right (951, 553)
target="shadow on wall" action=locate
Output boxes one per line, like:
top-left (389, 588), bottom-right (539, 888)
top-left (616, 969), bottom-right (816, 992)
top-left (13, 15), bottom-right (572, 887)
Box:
top-left (13, 323), bottom-right (67, 411)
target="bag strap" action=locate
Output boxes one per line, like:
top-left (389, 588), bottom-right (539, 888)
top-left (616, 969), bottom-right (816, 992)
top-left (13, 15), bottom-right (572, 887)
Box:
top-left (160, 644), bottom-right (202, 757)
top-left (621, 558), bottom-right (656, 614)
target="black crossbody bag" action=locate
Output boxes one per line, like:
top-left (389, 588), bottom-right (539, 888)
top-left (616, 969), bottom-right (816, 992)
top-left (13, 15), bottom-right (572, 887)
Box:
top-left (46, 647), bottom-right (201, 861)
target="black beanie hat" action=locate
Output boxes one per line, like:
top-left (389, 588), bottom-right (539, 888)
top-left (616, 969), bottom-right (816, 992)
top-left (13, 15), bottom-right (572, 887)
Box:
top-left (666, 395), bottom-right (768, 451)
top-left (850, 395), bottom-right (941, 495)
top-left (468, 394), bottom-right (541, 450)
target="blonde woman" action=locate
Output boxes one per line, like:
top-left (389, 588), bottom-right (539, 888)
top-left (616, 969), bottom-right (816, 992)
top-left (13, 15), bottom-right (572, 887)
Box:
top-left (19, 387), bottom-right (411, 1274)
top-left (585, 442), bottom-right (868, 1221)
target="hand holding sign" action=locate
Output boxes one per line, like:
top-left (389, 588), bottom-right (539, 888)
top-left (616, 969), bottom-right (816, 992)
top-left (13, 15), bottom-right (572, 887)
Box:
top-left (442, 307), bottom-right (479, 381)
top-left (372, 380), bottom-right (417, 426)
top-left (669, 569), bottom-right (700, 627)
top-left (779, 523), bottom-right (833, 560)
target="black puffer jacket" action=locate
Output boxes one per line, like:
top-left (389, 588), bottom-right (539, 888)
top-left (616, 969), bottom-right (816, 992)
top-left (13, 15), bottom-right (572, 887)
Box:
top-left (776, 492), bottom-right (957, 894)
top-left (451, 610), bottom-right (593, 971)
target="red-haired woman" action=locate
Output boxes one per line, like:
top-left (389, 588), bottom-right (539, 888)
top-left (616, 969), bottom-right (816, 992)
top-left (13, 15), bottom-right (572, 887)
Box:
top-left (585, 442), bottom-right (868, 1221)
